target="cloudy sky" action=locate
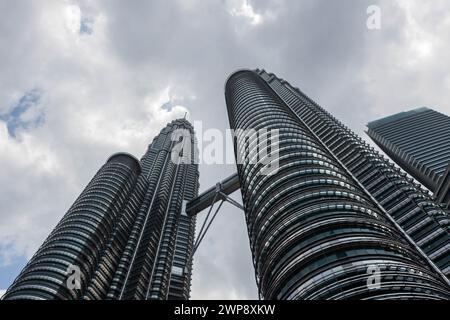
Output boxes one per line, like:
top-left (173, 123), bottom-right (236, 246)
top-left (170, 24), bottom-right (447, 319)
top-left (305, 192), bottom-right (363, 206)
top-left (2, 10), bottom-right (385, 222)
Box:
top-left (0, 0), bottom-right (449, 299)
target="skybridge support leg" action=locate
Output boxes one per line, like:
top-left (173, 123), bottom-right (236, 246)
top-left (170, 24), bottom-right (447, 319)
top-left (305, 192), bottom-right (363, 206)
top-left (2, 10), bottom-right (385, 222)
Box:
top-left (187, 173), bottom-right (244, 254)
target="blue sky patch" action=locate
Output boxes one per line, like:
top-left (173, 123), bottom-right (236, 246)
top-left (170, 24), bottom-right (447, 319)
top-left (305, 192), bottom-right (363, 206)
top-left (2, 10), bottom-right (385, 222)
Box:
top-left (0, 256), bottom-right (28, 290)
top-left (161, 100), bottom-right (174, 112)
top-left (0, 89), bottom-right (45, 138)
top-left (80, 18), bottom-right (94, 35)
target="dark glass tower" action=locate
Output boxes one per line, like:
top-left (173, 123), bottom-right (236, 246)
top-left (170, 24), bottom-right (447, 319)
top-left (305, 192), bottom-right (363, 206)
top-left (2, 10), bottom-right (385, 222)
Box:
top-left (3, 119), bottom-right (199, 300)
top-left (367, 108), bottom-right (450, 208)
top-left (225, 69), bottom-right (450, 299)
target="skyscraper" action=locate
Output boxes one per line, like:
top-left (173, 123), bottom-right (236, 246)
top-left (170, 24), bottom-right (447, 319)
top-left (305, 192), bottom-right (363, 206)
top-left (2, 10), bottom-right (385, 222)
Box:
top-left (367, 107), bottom-right (450, 208)
top-left (225, 69), bottom-right (450, 299)
top-left (3, 119), bottom-right (199, 300)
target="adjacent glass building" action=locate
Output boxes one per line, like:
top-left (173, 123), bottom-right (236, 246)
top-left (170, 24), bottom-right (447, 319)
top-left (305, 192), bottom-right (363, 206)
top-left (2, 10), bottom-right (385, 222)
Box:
top-left (367, 107), bottom-right (450, 208)
top-left (225, 69), bottom-right (450, 299)
top-left (3, 119), bottom-right (199, 300)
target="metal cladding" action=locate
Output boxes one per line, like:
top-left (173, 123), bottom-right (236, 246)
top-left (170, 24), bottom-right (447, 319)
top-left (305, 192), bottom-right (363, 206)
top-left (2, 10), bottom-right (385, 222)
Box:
top-left (225, 69), bottom-right (450, 299)
top-left (367, 108), bottom-right (450, 209)
top-left (3, 119), bottom-right (199, 300)
top-left (367, 108), bottom-right (450, 191)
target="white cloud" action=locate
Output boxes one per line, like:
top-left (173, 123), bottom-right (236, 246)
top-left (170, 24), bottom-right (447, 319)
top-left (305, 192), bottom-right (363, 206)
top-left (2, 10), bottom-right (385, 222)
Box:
top-left (0, 289), bottom-right (6, 299)
top-left (228, 0), bottom-right (264, 25)
top-left (361, 0), bottom-right (450, 121)
top-left (395, 0), bottom-right (437, 65)
top-left (65, 4), bottom-right (82, 34)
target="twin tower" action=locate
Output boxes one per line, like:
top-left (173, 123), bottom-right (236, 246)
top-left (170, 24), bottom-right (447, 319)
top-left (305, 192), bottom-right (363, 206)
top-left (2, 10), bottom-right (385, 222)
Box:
top-left (4, 69), bottom-right (450, 300)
